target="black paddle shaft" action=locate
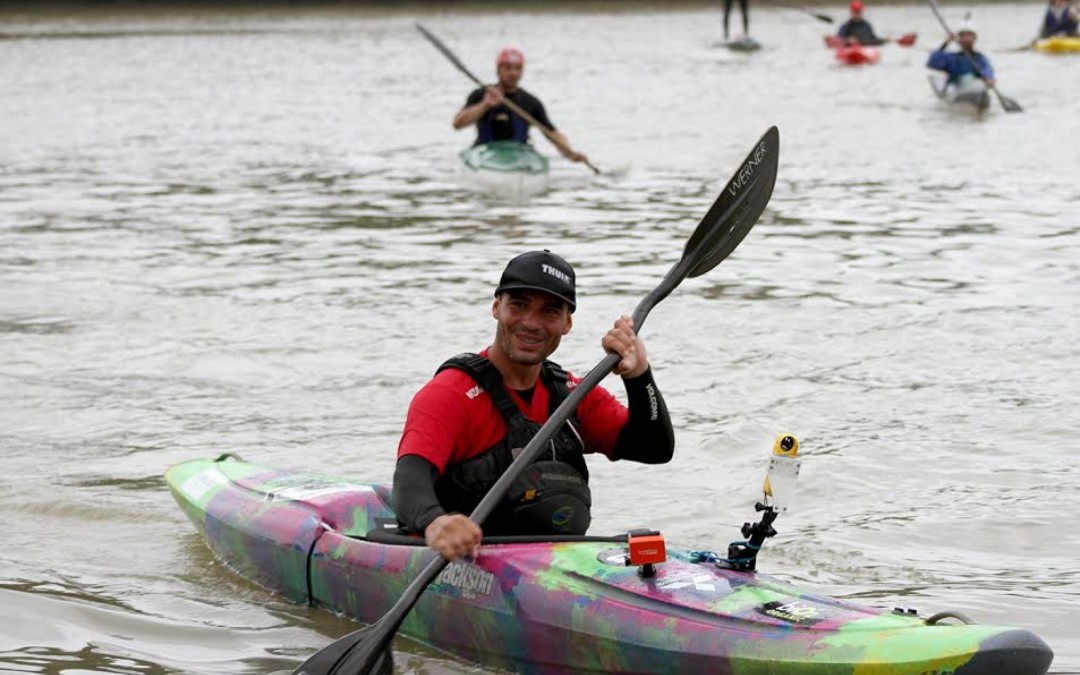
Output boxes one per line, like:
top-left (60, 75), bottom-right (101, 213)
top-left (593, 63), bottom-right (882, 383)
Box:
top-left (291, 125), bottom-right (780, 675)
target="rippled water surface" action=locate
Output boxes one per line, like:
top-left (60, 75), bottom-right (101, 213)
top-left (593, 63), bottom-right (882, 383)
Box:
top-left (2, 1), bottom-right (1078, 673)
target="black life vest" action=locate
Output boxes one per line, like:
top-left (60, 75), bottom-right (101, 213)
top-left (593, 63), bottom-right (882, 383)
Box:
top-left (435, 353), bottom-right (591, 535)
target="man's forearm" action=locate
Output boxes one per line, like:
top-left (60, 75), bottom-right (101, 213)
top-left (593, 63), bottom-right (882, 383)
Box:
top-left (392, 454), bottom-right (447, 532)
top-left (612, 367), bottom-right (675, 463)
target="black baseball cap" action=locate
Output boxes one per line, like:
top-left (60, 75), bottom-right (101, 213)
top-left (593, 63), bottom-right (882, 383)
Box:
top-left (494, 250), bottom-right (576, 312)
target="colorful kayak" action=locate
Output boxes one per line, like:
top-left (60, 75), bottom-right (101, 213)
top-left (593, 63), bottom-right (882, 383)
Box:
top-left (458, 140), bottom-right (549, 199)
top-left (166, 454), bottom-right (1054, 674)
top-left (1033, 35), bottom-right (1080, 53)
top-left (929, 73), bottom-right (991, 114)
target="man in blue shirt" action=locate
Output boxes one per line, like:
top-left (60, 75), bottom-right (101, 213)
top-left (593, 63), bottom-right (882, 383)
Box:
top-left (927, 21), bottom-right (995, 86)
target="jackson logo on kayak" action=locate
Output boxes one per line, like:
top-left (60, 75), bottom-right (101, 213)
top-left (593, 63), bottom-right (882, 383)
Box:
top-left (757, 599), bottom-right (837, 626)
top-left (729, 140), bottom-right (769, 197)
top-left (431, 561), bottom-right (496, 600)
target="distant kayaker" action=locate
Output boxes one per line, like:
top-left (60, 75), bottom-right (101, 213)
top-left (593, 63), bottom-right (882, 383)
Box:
top-left (1041, 0), bottom-right (1079, 37)
top-left (927, 20), bottom-right (995, 87)
top-left (452, 46), bottom-right (590, 166)
top-left (392, 250), bottom-right (676, 562)
top-left (837, 1), bottom-right (887, 45)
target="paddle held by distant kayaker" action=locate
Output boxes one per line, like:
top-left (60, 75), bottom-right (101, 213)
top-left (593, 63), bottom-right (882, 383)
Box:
top-left (392, 250), bottom-right (676, 561)
top-left (451, 46), bottom-right (590, 166)
top-left (927, 20), bottom-right (995, 87)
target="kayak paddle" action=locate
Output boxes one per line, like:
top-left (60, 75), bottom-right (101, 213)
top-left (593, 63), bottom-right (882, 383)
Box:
top-left (290, 125), bottom-right (781, 675)
top-left (925, 0), bottom-right (1023, 113)
top-left (896, 32), bottom-right (918, 47)
top-left (416, 23), bottom-right (602, 175)
top-left (797, 6), bottom-right (835, 24)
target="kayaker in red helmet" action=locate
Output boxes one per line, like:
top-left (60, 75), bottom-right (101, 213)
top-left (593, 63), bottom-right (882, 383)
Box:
top-left (393, 250), bottom-right (675, 561)
top-left (452, 46), bottom-right (590, 166)
top-left (837, 1), bottom-right (887, 45)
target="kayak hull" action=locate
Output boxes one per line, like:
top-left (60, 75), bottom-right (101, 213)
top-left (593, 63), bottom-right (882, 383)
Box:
top-left (458, 140), bottom-right (550, 200)
top-left (1033, 35), bottom-right (1080, 53)
top-left (929, 73), bottom-right (990, 114)
top-left (835, 44), bottom-right (881, 65)
top-left (166, 455), bottom-right (1054, 674)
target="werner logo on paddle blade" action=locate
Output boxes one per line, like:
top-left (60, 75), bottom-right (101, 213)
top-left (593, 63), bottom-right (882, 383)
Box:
top-left (728, 140), bottom-right (769, 196)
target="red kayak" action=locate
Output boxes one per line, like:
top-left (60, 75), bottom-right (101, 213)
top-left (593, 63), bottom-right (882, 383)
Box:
top-left (835, 44), bottom-right (880, 64)
top-left (823, 33), bottom-right (914, 65)
top-left (824, 36), bottom-right (881, 65)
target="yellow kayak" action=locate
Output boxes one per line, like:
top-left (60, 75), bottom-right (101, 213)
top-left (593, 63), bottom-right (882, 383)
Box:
top-left (1033, 35), bottom-right (1080, 53)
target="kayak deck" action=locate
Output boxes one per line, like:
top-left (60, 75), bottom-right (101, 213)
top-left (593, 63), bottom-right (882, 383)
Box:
top-left (929, 73), bottom-right (991, 114)
top-left (458, 140), bottom-right (550, 200)
top-left (825, 36), bottom-right (882, 65)
top-left (165, 455), bottom-right (1055, 674)
top-left (1033, 35), bottom-right (1080, 53)
top-left (460, 140), bottom-right (549, 175)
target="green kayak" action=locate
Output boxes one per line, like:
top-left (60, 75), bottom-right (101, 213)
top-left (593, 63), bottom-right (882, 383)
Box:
top-left (458, 141), bottom-right (551, 200)
top-left (460, 140), bottom-right (549, 175)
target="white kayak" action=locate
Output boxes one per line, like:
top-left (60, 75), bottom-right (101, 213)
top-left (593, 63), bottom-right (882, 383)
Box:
top-left (929, 73), bottom-right (990, 114)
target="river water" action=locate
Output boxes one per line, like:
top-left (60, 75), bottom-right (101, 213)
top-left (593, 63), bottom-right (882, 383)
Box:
top-left (1, 1), bottom-right (1078, 673)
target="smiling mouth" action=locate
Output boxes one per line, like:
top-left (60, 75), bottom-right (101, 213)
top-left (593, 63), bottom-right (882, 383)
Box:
top-left (514, 332), bottom-right (544, 349)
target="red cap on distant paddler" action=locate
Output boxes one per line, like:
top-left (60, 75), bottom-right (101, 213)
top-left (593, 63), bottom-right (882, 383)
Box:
top-left (497, 45), bottom-right (525, 66)
top-left (850, 0), bottom-right (864, 11)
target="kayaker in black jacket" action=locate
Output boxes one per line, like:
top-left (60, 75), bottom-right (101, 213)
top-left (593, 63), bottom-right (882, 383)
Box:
top-left (838, 1), bottom-right (887, 45)
top-left (392, 250), bottom-right (675, 562)
top-left (452, 46), bottom-right (590, 166)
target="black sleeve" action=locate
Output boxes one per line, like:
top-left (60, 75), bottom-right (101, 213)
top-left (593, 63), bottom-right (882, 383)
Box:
top-left (520, 90), bottom-right (555, 130)
top-left (464, 87), bottom-right (484, 108)
top-left (392, 454), bottom-right (447, 533)
top-left (611, 367), bottom-right (675, 464)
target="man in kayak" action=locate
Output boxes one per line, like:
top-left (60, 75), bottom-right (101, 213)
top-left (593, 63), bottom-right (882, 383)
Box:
top-left (837, 1), bottom-right (886, 45)
top-left (926, 20), bottom-right (995, 87)
top-left (453, 46), bottom-right (590, 166)
top-left (393, 250), bottom-right (676, 561)
top-left (1041, 0), bottom-right (1079, 37)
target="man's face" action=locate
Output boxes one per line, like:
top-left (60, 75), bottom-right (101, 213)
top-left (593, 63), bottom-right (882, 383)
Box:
top-left (497, 63), bottom-right (524, 90)
top-left (492, 290), bottom-right (572, 366)
top-left (958, 31), bottom-right (976, 50)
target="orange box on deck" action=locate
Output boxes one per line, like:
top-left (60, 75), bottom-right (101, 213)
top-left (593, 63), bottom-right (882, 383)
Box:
top-left (627, 530), bottom-right (666, 566)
